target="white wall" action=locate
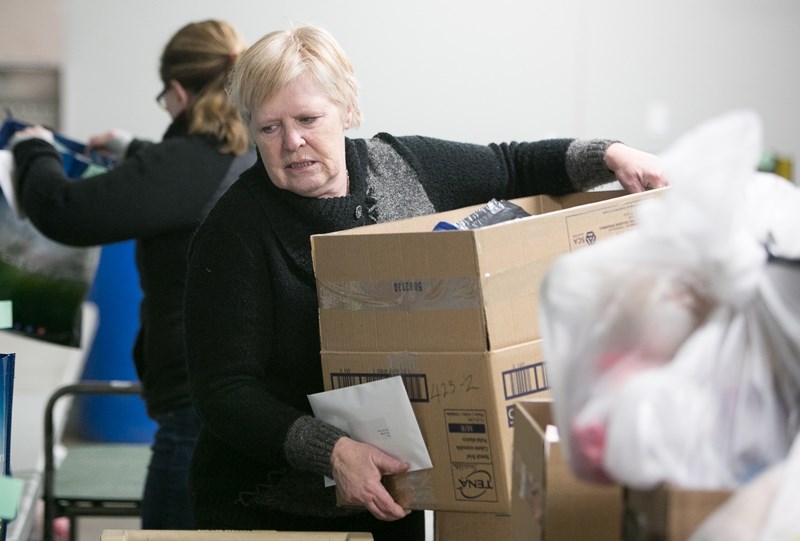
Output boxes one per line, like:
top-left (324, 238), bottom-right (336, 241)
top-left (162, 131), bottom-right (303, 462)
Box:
top-left (64, 0), bottom-right (800, 164)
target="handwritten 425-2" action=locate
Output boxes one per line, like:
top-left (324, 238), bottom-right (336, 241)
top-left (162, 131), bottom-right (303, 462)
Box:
top-left (430, 374), bottom-right (479, 403)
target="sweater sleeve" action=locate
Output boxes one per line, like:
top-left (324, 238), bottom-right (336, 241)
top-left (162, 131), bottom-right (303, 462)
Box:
top-left (564, 139), bottom-right (619, 191)
top-left (378, 133), bottom-right (618, 212)
top-left (490, 138), bottom-right (617, 196)
top-left (285, 416), bottom-right (348, 477)
top-left (126, 137), bottom-right (155, 158)
top-left (12, 136), bottom-right (230, 246)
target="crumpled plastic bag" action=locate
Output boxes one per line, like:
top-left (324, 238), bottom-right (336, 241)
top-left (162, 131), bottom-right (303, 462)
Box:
top-left (0, 118), bottom-right (104, 347)
top-left (539, 110), bottom-right (800, 490)
top-left (688, 429), bottom-right (800, 541)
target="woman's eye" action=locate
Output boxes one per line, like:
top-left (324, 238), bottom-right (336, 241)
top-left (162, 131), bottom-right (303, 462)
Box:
top-left (299, 116), bottom-right (318, 125)
top-left (261, 124), bottom-right (278, 135)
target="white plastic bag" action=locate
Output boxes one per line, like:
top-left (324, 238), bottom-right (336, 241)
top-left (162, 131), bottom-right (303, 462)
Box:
top-left (540, 110), bottom-right (800, 489)
top-left (688, 428), bottom-right (800, 541)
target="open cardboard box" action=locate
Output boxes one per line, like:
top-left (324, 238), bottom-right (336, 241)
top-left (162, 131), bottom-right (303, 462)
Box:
top-left (511, 399), bottom-right (622, 541)
top-left (312, 189), bottom-right (664, 354)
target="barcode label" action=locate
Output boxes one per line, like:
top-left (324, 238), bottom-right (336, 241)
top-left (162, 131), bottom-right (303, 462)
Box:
top-left (329, 372), bottom-right (429, 402)
top-left (502, 362), bottom-right (548, 400)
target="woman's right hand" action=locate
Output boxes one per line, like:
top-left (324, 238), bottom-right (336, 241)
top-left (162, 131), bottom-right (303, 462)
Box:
top-left (330, 437), bottom-right (411, 521)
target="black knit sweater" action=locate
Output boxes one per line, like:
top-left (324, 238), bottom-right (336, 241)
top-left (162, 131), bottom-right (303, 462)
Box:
top-left (184, 133), bottom-right (616, 525)
top-left (12, 116), bottom-right (254, 416)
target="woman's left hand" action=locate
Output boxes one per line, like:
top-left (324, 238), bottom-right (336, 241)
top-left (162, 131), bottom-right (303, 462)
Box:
top-left (9, 125), bottom-right (55, 149)
top-left (604, 142), bottom-right (669, 193)
top-left (330, 437), bottom-right (412, 521)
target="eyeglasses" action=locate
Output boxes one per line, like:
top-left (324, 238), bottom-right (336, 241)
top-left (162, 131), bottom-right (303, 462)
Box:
top-left (155, 88), bottom-right (168, 110)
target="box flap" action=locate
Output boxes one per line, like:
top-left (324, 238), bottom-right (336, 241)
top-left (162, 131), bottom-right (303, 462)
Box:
top-left (512, 400), bottom-right (551, 541)
top-left (512, 399), bottom-right (622, 541)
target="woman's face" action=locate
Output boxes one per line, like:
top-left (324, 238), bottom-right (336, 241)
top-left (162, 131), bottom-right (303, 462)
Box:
top-left (252, 73), bottom-right (352, 198)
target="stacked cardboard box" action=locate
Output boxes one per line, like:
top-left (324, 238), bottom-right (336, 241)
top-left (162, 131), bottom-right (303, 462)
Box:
top-left (311, 189), bottom-right (662, 516)
top-left (434, 511), bottom-right (511, 541)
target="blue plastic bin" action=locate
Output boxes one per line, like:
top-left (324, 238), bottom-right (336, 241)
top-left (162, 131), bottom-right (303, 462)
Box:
top-left (75, 241), bottom-right (157, 443)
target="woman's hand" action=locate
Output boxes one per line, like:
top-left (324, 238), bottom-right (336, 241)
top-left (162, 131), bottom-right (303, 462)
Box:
top-left (87, 129), bottom-right (133, 161)
top-left (331, 437), bottom-right (411, 521)
top-left (604, 142), bottom-right (669, 193)
top-left (9, 125), bottom-right (55, 148)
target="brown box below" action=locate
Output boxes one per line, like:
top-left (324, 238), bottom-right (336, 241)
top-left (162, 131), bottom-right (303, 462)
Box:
top-left (434, 511), bottom-right (510, 541)
top-left (623, 485), bottom-right (732, 541)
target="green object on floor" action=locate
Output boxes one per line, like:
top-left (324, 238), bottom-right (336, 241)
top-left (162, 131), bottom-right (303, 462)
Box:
top-left (0, 300), bottom-right (10, 329)
top-left (0, 475), bottom-right (24, 520)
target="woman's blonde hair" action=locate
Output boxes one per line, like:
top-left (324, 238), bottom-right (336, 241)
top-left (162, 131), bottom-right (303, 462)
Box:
top-left (227, 24), bottom-right (362, 136)
top-left (160, 19), bottom-right (250, 155)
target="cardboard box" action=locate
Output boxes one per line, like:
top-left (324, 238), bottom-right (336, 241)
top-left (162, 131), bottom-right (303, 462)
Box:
top-left (312, 189), bottom-right (662, 353)
top-left (622, 485), bottom-right (732, 541)
top-left (101, 531), bottom-right (373, 541)
top-left (434, 511), bottom-right (511, 541)
top-left (322, 340), bottom-right (550, 514)
top-left (511, 399), bottom-right (622, 541)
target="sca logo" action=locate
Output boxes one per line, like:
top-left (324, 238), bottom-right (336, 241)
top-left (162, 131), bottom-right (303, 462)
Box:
top-left (573, 230), bottom-right (598, 246)
top-left (456, 470), bottom-right (494, 499)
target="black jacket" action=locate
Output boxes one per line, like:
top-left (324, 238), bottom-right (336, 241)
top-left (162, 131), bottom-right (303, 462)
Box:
top-left (184, 133), bottom-right (615, 523)
top-left (13, 116), bottom-right (255, 415)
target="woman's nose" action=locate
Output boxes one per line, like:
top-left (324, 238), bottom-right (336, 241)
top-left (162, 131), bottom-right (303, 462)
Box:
top-left (283, 125), bottom-right (305, 151)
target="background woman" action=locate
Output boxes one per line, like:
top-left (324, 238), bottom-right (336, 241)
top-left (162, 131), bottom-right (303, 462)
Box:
top-left (11, 19), bottom-right (254, 529)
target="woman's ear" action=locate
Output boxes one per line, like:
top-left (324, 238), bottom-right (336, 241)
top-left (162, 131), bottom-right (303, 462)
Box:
top-left (343, 106), bottom-right (354, 129)
top-left (170, 79), bottom-right (193, 112)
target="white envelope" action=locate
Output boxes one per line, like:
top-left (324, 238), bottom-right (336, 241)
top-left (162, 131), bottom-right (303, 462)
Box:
top-left (308, 375), bottom-right (433, 486)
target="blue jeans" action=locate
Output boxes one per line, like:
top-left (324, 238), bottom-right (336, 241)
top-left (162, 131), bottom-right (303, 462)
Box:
top-left (141, 404), bottom-right (201, 529)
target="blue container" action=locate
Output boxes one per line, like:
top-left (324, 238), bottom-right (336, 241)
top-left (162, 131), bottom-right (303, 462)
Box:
top-left (76, 240), bottom-right (157, 443)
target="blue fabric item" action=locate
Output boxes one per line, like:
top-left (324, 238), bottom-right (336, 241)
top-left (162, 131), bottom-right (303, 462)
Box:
top-left (0, 118), bottom-right (115, 176)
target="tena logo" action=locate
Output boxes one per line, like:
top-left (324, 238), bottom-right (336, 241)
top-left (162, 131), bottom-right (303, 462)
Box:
top-left (456, 469), bottom-right (494, 499)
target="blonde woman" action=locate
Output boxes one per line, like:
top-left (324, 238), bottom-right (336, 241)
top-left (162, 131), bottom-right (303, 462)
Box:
top-left (183, 24), bottom-right (666, 540)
